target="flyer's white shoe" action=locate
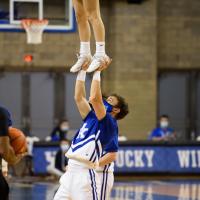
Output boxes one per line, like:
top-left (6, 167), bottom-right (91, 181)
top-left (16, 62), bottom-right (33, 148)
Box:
top-left (70, 54), bottom-right (92, 73)
top-left (87, 55), bottom-right (110, 73)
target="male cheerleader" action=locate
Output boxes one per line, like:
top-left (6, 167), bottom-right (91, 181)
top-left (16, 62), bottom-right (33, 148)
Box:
top-left (70, 0), bottom-right (110, 73)
top-left (0, 106), bottom-right (24, 200)
top-left (54, 61), bottom-right (129, 200)
top-left (97, 95), bottom-right (127, 200)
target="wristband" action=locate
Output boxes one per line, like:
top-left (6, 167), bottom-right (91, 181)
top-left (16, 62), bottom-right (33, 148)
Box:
top-left (93, 71), bottom-right (101, 81)
top-left (77, 70), bottom-right (86, 81)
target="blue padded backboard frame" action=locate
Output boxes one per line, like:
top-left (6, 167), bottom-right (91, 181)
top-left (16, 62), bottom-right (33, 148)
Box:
top-left (0, 0), bottom-right (76, 33)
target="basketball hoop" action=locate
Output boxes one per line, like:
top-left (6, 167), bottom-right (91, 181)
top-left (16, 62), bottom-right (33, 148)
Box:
top-left (21, 19), bottom-right (48, 44)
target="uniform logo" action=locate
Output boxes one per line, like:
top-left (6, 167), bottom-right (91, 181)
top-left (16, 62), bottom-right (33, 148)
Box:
top-left (77, 123), bottom-right (88, 139)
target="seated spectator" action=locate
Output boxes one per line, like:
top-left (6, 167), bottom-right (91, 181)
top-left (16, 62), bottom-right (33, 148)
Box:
top-left (55, 140), bottom-right (69, 173)
top-left (148, 115), bottom-right (176, 141)
top-left (47, 140), bottom-right (69, 178)
top-left (51, 119), bottom-right (70, 142)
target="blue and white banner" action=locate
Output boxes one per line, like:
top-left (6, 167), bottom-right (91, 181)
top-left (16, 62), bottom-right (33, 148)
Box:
top-left (114, 146), bottom-right (200, 173)
top-left (33, 146), bottom-right (59, 174)
top-left (33, 144), bottom-right (200, 174)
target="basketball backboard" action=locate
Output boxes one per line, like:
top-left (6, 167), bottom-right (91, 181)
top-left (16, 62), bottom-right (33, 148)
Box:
top-left (0, 0), bottom-right (76, 32)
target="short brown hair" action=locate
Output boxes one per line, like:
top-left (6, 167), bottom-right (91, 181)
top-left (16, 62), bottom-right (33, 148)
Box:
top-left (111, 93), bottom-right (129, 120)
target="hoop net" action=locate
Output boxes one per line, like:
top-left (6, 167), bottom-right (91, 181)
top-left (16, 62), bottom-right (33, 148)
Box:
top-left (21, 19), bottom-right (49, 44)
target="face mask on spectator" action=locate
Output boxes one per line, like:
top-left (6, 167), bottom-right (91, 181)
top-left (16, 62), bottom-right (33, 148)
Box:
top-left (61, 144), bottom-right (69, 152)
top-left (60, 125), bottom-right (69, 132)
top-left (160, 121), bottom-right (169, 129)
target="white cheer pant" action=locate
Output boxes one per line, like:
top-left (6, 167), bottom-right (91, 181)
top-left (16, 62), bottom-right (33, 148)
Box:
top-left (98, 172), bottom-right (114, 200)
top-left (53, 162), bottom-right (100, 200)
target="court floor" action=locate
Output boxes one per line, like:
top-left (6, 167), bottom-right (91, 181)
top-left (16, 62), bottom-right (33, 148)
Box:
top-left (10, 179), bottom-right (200, 200)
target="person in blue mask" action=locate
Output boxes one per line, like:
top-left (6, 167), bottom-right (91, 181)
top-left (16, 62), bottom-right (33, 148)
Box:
top-left (55, 140), bottom-right (70, 174)
top-left (149, 115), bottom-right (176, 141)
top-left (51, 120), bottom-right (70, 142)
top-left (54, 59), bottom-right (129, 200)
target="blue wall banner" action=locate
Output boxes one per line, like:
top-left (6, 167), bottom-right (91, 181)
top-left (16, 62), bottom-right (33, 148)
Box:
top-left (115, 146), bottom-right (200, 173)
top-left (33, 146), bottom-right (60, 174)
top-left (33, 142), bottom-right (200, 174)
